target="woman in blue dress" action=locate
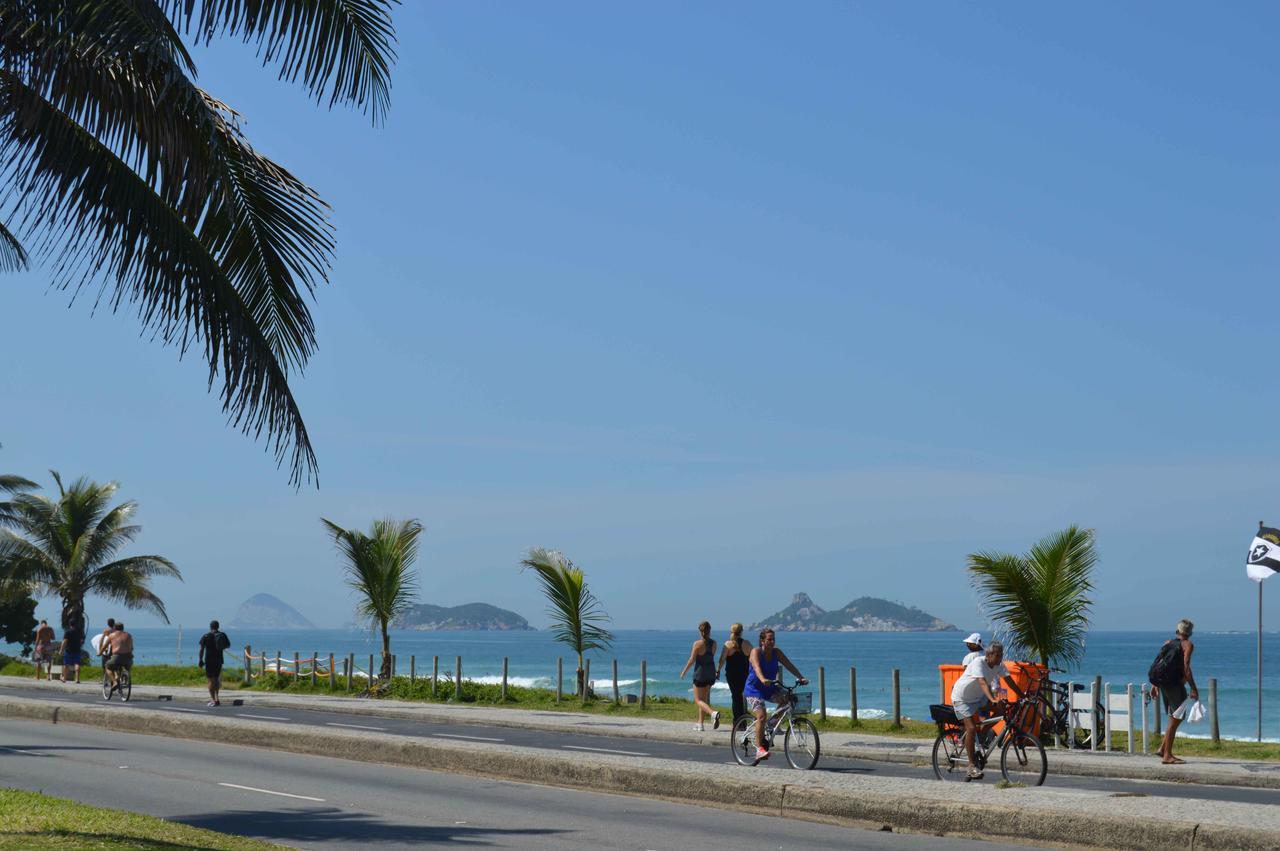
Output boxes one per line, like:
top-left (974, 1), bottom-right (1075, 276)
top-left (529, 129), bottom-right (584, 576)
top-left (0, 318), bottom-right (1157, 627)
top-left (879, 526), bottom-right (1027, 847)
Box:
top-left (743, 628), bottom-right (807, 762)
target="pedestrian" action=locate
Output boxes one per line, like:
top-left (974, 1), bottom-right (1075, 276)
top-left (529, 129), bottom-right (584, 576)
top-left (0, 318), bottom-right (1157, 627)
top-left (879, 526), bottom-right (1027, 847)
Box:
top-left (90, 618), bottom-right (115, 671)
top-left (1154, 619), bottom-right (1198, 765)
top-left (59, 621), bottom-right (85, 683)
top-left (717, 623), bottom-right (753, 722)
top-left (198, 620), bottom-right (231, 707)
top-left (679, 621), bottom-right (720, 731)
top-left (961, 632), bottom-right (984, 665)
top-left (32, 620), bottom-right (55, 680)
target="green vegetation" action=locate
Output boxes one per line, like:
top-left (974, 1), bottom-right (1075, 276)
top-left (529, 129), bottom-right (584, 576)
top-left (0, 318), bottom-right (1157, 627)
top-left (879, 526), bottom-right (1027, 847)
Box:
top-left (521, 548), bottom-right (613, 699)
top-left (0, 473), bottom-right (180, 632)
top-left (0, 4), bottom-right (399, 484)
top-left (322, 517), bottom-right (423, 680)
top-left (968, 525), bottom-right (1097, 668)
top-left (0, 788), bottom-right (281, 850)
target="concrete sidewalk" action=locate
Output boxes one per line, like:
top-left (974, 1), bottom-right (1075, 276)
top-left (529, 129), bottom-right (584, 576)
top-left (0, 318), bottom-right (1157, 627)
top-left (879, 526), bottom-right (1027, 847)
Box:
top-left (0, 690), bottom-right (1276, 851)
top-left (5, 674), bottom-right (1277, 790)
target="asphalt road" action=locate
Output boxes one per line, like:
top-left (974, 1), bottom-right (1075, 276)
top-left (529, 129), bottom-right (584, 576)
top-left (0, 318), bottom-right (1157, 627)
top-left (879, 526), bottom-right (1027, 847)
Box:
top-left (2, 682), bottom-right (1277, 806)
top-left (0, 717), bottom-right (1029, 850)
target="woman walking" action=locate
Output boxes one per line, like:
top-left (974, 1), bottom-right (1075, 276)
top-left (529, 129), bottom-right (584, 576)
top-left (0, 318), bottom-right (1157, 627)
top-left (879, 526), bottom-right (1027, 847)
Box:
top-left (718, 623), bottom-right (752, 722)
top-left (679, 621), bottom-right (721, 731)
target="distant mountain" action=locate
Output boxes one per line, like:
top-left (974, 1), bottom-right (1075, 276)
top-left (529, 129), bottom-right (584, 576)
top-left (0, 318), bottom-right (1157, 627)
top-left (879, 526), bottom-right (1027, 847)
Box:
top-left (230, 593), bottom-right (315, 629)
top-left (393, 602), bottom-right (532, 631)
top-left (750, 592), bottom-right (956, 632)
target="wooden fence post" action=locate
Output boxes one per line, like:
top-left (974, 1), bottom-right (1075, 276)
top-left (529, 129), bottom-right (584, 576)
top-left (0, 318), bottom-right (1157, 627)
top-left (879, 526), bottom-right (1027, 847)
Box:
top-left (818, 666), bottom-right (826, 722)
top-left (612, 659), bottom-right (619, 704)
top-left (892, 668), bottom-right (902, 729)
top-left (432, 655), bottom-right (439, 697)
top-left (455, 656), bottom-right (462, 701)
top-left (583, 659), bottom-right (590, 705)
top-left (276, 650), bottom-right (281, 678)
top-left (346, 654), bottom-right (353, 690)
top-left (502, 657), bottom-right (509, 702)
top-left (556, 657), bottom-right (563, 703)
top-left (329, 654), bottom-right (335, 689)
top-left (391, 654), bottom-right (396, 680)
top-left (1210, 678), bottom-right (1220, 745)
top-left (850, 667), bottom-right (858, 727)
top-left (311, 651), bottom-right (317, 686)
top-left (244, 645), bottom-right (252, 685)
top-left (410, 655), bottom-right (416, 687)
top-left (640, 660), bottom-right (647, 709)
top-left (294, 652), bottom-right (300, 681)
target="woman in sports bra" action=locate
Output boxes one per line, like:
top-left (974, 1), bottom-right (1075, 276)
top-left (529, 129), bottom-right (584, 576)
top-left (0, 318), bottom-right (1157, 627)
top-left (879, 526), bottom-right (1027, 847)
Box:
top-left (744, 628), bottom-right (807, 762)
top-left (679, 621), bottom-right (720, 731)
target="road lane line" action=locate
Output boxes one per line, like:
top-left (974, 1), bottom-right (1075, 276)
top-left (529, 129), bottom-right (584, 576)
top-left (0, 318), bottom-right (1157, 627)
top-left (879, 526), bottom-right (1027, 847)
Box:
top-left (325, 722), bottom-right (385, 731)
top-left (0, 746), bottom-right (49, 756)
top-left (563, 745), bottom-right (650, 756)
top-left (218, 782), bottom-right (325, 802)
top-left (237, 713), bottom-right (290, 721)
top-left (165, 707), bottom-right (208, 714)
top-left (433, 733), bottom-right (504, 742)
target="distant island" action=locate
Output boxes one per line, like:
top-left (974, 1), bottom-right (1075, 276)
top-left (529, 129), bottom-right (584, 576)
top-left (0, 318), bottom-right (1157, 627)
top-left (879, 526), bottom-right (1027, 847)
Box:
top-left (392, 602), bottom-right (532, 631)
top-left (750, 592), bottom-right (957, 632)
top-left (230, 593), bottom-right (315, 629)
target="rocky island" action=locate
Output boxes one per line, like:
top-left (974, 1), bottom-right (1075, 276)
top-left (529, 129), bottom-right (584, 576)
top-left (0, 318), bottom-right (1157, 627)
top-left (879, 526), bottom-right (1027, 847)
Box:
top-left (230, 593), bottom-right (315, 629)
top-left (750, 592), bottom-right (956, 632)
top-left (392, 602), bottom-right (532, 631)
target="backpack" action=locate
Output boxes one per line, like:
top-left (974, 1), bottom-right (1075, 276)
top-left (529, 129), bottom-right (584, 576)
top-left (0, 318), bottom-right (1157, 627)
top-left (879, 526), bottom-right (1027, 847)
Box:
top-left (1148, 639), bottom-right (1183, 687)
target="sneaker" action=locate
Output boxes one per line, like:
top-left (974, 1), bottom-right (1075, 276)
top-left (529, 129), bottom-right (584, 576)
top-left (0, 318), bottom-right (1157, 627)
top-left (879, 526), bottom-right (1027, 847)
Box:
top-left (694, 723), bottom-right (704, 732)
top-left (755, 747), bottom-right (770, 761)
top-left (966, 767), bottom-right (984, 781)
top-left (207, 701), bottom-right (217, 707)
top-left (712, 711), bottom-right (721, 730)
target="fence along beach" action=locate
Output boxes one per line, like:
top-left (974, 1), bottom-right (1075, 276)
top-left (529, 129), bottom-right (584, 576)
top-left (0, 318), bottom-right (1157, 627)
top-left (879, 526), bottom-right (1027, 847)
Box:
top-left (15, 627), bottom-right (1280, 741)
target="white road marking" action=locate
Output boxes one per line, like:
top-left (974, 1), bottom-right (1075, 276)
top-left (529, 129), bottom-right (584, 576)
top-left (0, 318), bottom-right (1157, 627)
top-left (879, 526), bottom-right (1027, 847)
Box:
top-left (433, 733), bottom-right (504, 742)
top-left (325, 722), bottom-right (385, 731)
top-left (562, 745), bottom-right (649, 756)
top-left (165, 707), bottom-right (208, 714)
top-left (0, 746), bottom-right (48, 756)
top-left (237, 713), bottom-right (290, 721)
top-left (218, 782), bottom-right (325, 802)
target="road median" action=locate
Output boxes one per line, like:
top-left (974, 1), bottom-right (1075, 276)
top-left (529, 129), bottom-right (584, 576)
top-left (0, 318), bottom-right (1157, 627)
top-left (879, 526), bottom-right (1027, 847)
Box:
top-left (3, 694), bottom-right (1278, 850)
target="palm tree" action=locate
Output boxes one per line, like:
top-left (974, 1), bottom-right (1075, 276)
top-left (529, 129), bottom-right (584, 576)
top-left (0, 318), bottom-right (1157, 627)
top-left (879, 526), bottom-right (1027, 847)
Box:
top-left (323, 517), bottom-right (422, 680)
top-left (967, 525), bottom-right (1097, 668)
top-left (0, 472), bottom-right (181, 633)
top-left (0, 2), bottom-right (399, 485)
top-left (520, 548), bottom-right (613, 697)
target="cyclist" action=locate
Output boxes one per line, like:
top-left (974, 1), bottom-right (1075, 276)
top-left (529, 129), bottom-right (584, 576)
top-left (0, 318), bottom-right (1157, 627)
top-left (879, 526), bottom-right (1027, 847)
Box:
top-left (104, 621), bottom-right (134, 690)
top-left (743, 628), bottom-right (808, 762)
top-left (950, 639), bottom-right (1008, 779)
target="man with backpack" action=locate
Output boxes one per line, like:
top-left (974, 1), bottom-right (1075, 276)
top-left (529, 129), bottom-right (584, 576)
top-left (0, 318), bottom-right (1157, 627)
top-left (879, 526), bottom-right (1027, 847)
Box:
top-left (1148, 619), bottom-right (1197, 765)
top-left (198, 620), bottom-right (232, 707)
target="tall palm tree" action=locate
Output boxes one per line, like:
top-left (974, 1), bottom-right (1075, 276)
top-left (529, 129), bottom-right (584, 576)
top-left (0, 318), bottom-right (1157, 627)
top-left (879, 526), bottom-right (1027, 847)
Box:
top-left (323, 517), bottom-right (421, 680)
top-left (0, 472), bottom-right (181, 633)
top-left (520, 548), bottom-right (613, 697)
top-left (967, 525), bottom-right (1097, 668)
top-left (0, 2), bottom-right (399, 486)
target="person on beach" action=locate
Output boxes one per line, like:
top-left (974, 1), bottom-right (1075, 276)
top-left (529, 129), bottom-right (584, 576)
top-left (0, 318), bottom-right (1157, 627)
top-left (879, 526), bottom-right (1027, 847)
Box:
top-left (59, 622), bottom-right (84, 683)
top-left (679, 621), bottom-right (721, 731)
top-left (1156, 619), bottom-right (1198, 765)
top-left (32, 620), bottom-right (55, 680)
top-left (950, 640), bottom-right (1008, 780)
top-left (91, 619), bottom-right (115, 670)
top-left (198, 620), bottom-right (232, 707)
top-left (744, 628), bottom-right (808, 762)
top-left (717, 623), bottom-right (753, 722)
top-left (961, 632), bottom-right (984, 665)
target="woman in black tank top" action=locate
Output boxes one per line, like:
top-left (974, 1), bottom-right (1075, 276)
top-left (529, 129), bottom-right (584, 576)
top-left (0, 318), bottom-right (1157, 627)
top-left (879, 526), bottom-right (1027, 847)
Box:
top-left (680, 621), bottom-right (720, 731)
top-left (718, 623), bottom-right (753, 722)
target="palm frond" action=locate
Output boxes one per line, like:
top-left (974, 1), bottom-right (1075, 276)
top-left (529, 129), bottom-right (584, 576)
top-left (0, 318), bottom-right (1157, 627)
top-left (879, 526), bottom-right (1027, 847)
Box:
top-left (0, 219), bottom-right (27, 271)
top-left (520, 548), bottom-right (613, 655)
top-left (161, 0), bottom-right (398, 122)
top-left (0, 474), bottom-right (37, 495)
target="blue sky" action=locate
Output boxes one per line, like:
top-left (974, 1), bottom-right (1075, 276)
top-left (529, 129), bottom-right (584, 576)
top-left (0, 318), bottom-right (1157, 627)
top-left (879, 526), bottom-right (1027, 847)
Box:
top-left (4, 2), bottom-right (1280, 633)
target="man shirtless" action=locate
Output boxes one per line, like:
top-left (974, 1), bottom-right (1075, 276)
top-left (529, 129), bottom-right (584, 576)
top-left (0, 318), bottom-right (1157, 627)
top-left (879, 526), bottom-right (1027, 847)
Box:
top-left (104, 621), bottom-right (134, 688)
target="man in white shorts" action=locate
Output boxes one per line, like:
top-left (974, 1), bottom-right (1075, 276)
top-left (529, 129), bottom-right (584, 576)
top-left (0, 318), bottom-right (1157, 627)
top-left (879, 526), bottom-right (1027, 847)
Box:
top-left (950, 640), bottom-right (1007, 780)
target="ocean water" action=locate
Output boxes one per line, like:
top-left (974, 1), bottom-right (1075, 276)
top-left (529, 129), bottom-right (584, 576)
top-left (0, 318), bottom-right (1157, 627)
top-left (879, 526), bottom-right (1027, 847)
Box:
top-left (10, 628), bottom-right (1280, 741)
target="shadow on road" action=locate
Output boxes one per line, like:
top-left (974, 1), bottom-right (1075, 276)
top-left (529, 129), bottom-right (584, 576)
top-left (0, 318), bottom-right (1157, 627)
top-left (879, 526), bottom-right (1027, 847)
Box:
top-left (175, 806), bottom-right (571, 845)
top-left (0, 743), bottom-right (118, 752)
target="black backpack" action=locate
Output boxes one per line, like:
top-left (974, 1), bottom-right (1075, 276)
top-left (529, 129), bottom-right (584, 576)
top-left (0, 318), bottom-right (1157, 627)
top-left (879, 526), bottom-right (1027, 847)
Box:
top-left (1148, 639), bottom-right (1183, 687)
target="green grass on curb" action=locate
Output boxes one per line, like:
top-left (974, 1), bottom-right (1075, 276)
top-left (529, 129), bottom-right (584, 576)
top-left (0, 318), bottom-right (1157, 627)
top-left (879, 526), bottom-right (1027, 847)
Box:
top-left (0, 788), bottom-right (283, 850)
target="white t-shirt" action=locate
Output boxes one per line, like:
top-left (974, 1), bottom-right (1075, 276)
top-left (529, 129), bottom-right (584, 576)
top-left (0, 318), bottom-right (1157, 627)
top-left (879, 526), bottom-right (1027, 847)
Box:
top-left (962, 650), bottom-right (983, 666)
top-left (90, 633), bottom-right (106, 655)
top-left (951, 656), bottom-right (1008, 705)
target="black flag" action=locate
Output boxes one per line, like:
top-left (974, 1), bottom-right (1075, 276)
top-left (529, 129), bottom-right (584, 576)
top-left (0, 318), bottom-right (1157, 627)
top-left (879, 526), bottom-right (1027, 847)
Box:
top-left (1246, 526), bottom-right (1280, 582)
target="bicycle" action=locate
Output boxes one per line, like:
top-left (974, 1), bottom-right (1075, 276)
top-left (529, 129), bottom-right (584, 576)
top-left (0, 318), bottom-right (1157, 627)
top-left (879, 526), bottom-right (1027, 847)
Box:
top-left (102, 664), bottom-right (131, 702)
top-left (930, 681), bottom-right (1047, 785)
top-left (1031, 669), bottom-right (1104, 749)
top-left (729, 679), bottom-right (820, 770)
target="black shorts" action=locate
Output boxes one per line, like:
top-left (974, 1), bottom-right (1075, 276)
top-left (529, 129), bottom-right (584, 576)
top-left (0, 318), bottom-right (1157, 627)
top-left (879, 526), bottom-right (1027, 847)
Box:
top-left (1160, 683), bottom-right (1187, 717)
top-left (205, 665), bottom-right (224, 680)
top-left (693, 679), bottom-right (715, 688)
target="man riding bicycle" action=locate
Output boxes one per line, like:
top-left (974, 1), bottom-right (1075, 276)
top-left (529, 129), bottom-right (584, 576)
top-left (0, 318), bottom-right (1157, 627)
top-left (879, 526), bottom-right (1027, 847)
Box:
top-left (950, 639), bottom-right (1012, 779)
top-left (104, 621), bottom-right (134, 689)
top-left (743, 628), bottom-right (808, 762)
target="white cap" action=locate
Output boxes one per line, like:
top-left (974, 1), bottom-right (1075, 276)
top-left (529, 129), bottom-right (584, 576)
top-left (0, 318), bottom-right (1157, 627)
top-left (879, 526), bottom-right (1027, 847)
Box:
top-left (963, 632), bottom-right (983, 646)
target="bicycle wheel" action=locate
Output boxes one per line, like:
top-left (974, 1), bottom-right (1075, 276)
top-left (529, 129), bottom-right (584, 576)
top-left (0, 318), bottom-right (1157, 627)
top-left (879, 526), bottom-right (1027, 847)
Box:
top-left (101, 670), bottom-right (113, 700)
top-left (730, 714), bottom-right (760, 766)
top-left (783, 717), bottom-right (820, 770)
top-left (1031, 695), bottom-right (1064, 746)
top-left (119, 670), bottom-right (131, 702)
top-left (931, 729), bottom-right (967, 781)
top-left (1000, 731), bottom-right (1047, 786)
top-left (1070, 702), bottom-right (1105, 749)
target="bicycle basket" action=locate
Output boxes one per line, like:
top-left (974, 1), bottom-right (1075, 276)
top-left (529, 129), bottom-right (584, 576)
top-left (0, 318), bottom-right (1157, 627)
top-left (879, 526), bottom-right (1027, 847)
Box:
top-left (930, 703), bottom-right (960, 727)
top-left (791, 692), bottom-right (813, 714)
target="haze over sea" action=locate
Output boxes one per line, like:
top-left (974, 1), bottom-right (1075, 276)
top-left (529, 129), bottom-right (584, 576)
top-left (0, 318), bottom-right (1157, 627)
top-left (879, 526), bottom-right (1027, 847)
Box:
top-left (26, 627), bottom-right (1275, 743)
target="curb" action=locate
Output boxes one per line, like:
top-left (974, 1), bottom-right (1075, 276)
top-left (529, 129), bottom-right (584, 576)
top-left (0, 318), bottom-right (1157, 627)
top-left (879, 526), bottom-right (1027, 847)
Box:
top-left (1, 695), bottom-right (1276, 850)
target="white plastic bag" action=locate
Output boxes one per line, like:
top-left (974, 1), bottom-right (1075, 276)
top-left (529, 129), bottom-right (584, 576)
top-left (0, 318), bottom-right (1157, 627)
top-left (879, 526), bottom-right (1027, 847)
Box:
top-left (1172, 697), bottom-right (1205, 723)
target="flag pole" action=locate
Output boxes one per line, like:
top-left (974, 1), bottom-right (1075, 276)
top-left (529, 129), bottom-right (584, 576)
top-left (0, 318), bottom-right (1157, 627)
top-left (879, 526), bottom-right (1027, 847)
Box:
top-left (1261, 521), bottom-right (1265, 743)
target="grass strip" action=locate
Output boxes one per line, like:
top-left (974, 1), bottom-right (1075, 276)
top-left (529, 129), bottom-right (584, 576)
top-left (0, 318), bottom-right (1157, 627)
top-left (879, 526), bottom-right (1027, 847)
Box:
top-left (0, 788), bottom-right (283, 850)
